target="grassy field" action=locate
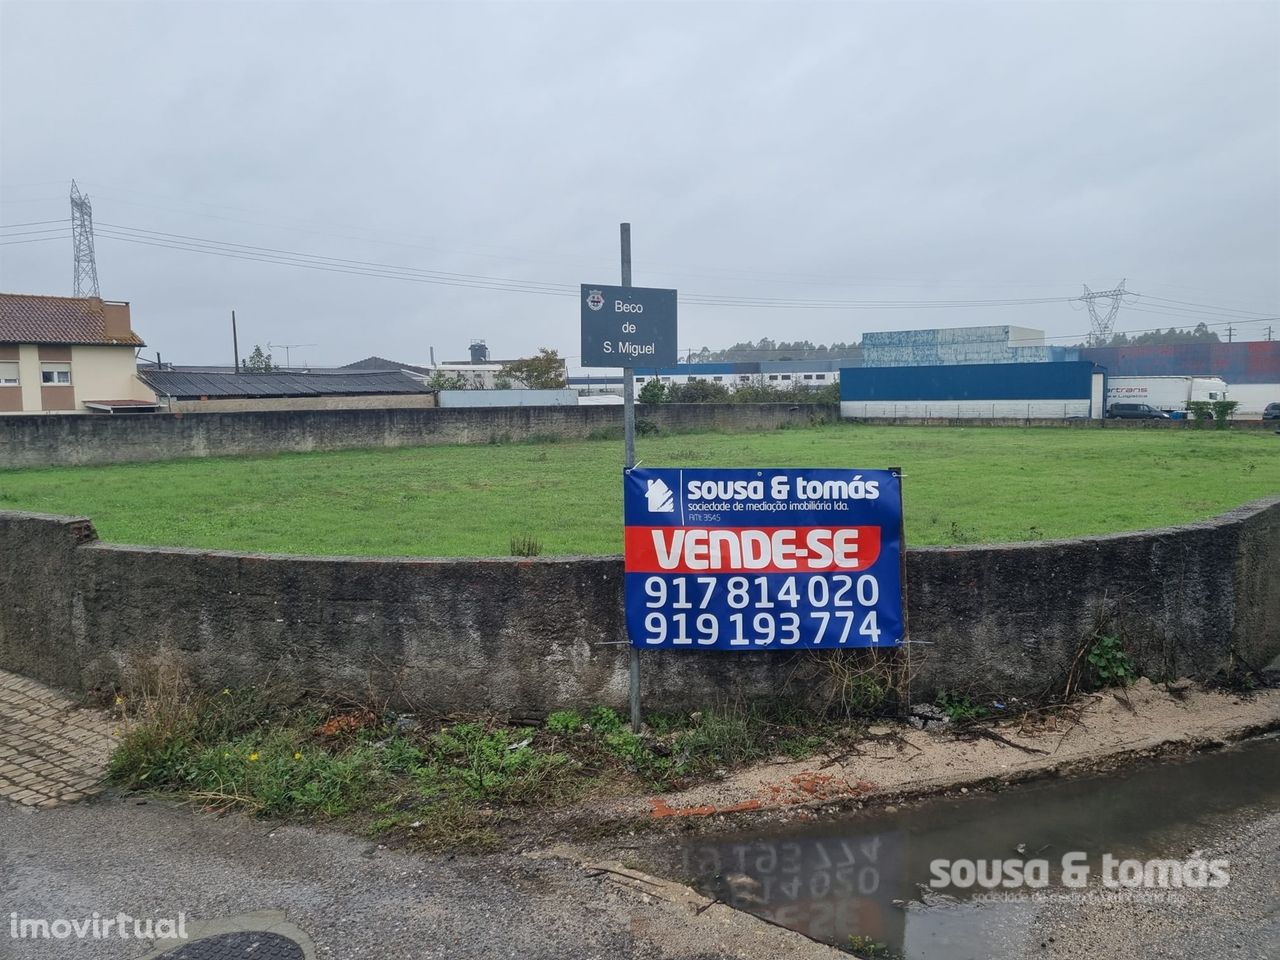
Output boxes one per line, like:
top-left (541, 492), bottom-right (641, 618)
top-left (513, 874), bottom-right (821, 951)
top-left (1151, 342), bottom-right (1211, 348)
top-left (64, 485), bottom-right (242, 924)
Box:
top-left (0, 424), bottom-right (1275, 556)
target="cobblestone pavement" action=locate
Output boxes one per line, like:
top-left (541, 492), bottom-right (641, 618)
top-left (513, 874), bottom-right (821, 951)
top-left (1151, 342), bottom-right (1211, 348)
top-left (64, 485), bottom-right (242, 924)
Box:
top-left (0, 669), bottom-right (116, 807)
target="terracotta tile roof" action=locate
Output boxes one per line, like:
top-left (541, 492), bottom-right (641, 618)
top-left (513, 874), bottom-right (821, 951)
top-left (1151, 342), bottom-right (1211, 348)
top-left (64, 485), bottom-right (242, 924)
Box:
top-left (0, 293), bottom-right (145, 346)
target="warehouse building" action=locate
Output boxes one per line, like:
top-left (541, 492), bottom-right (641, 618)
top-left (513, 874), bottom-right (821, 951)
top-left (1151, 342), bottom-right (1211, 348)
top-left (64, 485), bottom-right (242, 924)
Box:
top-left (631, 358), bottom-right (852, 391)
top-left (137, 368), bottom-right (436, 413)
top-left (1081, 341), bottom-right (1280, 417)
top-left (861, 325), bottom-right (1078, 367)
top-left (839, 361), bottom-right (1106, 419)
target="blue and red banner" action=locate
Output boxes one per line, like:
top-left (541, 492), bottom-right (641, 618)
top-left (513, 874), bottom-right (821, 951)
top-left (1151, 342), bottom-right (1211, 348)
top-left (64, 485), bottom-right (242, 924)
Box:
top-left (623, 468), bottom-right (904, 651)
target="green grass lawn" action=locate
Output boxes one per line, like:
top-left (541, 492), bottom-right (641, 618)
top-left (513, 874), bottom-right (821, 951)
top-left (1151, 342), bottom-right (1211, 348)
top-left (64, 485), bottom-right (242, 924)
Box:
top-left (0, 424), bottom-right (1275, 557)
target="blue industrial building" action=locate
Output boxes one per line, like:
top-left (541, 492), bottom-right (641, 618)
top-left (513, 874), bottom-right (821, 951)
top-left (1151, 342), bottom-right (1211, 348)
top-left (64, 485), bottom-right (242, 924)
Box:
top-left (839, 361), bottom-right (1106, 419)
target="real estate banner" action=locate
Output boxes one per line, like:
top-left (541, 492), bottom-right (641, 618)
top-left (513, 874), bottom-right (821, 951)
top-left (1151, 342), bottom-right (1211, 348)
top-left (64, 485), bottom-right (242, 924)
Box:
top-left (623, 467), bottom-right (904, 651)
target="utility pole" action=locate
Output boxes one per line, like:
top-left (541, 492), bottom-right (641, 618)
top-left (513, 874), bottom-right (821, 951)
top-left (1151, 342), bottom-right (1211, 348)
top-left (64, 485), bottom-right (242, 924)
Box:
top-left (232, 311), bottom-right (240, 373)
top-left (1227, 325), bottom-right (1235, 343)
top-left (1267, 325), bottom-right (1274, 342)
top-left (621, 222), bottom-right (641, 733)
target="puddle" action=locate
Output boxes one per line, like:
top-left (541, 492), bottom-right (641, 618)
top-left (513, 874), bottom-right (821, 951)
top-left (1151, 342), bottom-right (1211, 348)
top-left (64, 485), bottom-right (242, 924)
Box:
top-left (658, 736), bottom-right (1280, 958)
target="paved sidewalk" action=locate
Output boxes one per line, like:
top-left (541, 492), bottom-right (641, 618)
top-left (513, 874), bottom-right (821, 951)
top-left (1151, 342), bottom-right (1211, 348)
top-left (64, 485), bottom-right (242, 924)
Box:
top-left (0, 668), bottom-right (116, 807)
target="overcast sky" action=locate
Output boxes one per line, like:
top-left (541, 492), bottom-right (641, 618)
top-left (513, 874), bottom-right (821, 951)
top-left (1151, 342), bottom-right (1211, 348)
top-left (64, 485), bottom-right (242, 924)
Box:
top-left (1, 0), bottom-right (1277, 371)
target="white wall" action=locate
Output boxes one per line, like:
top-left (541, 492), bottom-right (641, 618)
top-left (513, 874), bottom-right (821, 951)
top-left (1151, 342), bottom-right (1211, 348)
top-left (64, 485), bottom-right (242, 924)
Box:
top-left (71, 346), bottom-right (156, 405)
top-left (1226, 383), bottom-right (1280, 417)
top-left (436, 389), bottom-right (578, 407)
top-left (841, 399), bottom-right (1093, 419)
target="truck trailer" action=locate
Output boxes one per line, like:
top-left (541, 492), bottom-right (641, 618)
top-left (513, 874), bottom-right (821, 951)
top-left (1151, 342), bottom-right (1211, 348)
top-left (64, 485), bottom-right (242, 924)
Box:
top-left (1104, 376), bottom-right (1228, 415)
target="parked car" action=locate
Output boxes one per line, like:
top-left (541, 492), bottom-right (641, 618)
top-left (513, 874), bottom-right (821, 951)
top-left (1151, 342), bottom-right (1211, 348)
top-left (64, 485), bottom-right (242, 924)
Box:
top-left (1263, 402), bottom-right (1280, 421)
top-left (1106, 402), bottom-right (1171, 420)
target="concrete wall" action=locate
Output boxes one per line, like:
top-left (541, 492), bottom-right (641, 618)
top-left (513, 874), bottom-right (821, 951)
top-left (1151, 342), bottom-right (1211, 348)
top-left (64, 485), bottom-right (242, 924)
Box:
top-left (167, 394), bottom-right (439, 414)
top-left (436, 389), bottom-right (578, 407)
top-left (0, 403), bottom-right (834, 470)
top-left (2, 498), bottom-right (1276, 715)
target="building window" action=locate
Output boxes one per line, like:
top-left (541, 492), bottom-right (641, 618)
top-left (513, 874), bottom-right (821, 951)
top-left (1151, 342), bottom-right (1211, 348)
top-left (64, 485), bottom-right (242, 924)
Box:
top-left (768, 374), bottom-right (779, 381)
top-left (815, 374), bottom-right (827, 380)
top-left (781, 374), bottom-right (791, 381)
top-left (803, 374), bottom-right (813, 380)
top-left (635, 377), bottom-right (644, 383)
top-left (739, 375), bottom-right (751, 382)
top-left (0, 362), bottom-right (18, 385)
top-left (40, 363), bottom-right (72, 385)
top-left (713, 376), bottom-right (723, 382)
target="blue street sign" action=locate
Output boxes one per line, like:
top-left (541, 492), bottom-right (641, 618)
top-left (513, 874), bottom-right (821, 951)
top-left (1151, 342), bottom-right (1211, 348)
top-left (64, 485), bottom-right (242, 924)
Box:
top-left (623, 467), bottom-right (905, 651)
top-left (581, 283), bottom-right (677, 367)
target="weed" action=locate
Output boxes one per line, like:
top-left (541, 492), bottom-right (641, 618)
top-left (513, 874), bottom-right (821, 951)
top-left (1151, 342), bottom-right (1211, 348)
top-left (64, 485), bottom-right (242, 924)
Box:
top-left (776, 734), bottom-right (826, 760)
top-left (509, 534), bottom-right (543, 557)
top-left (790, 649), bottom-right (908, 719)
top-left (423, 722), bottom-right (578, 804)
top-left (545, 710), bottom-right (584, 735)
top-left (934, 692), bottom-right (989, 724)
top-left (1087, 634), bottom-right (1137, 687)
top-left (847, 935), bottom-right (903, 959)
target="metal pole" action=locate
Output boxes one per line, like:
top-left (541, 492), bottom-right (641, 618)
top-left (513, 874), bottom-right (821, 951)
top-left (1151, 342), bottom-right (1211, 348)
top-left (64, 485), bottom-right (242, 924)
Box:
top-left (231, 310), bottom-right (240, 373)
top-left (622, 222), bottom-right (641, 733)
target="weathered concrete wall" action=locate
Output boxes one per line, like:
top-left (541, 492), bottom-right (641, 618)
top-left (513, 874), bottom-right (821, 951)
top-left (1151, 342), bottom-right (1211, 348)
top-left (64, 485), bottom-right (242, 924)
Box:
top-left (167, 394), bottom-right (439, 414)
top-left (0, 513), bottom-right (97, 686)
top-left (0, 403), bottom-right (834, 470)
top-left (2, 499), bottom-right (1277, 714)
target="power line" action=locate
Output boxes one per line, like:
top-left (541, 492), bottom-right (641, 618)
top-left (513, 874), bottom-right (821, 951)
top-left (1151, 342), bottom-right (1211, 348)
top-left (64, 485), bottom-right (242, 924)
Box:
top-left (93, 222), bottom-right (1093, 310)
top-left (1136, 294), bottom-right (1275, 318)
top-left (0, 227), bottom-right (70, 238)
top-left (0, 236), bottom-right (65, 246)
top-left (0, 218), bottom-right (71, 229)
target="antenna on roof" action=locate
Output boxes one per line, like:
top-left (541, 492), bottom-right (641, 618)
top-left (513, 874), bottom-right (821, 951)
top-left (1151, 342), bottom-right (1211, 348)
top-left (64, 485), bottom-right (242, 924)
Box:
top-left (70, 180), bottom-right (100, 298)
top-left (267, 342), bottom-right (317, 369)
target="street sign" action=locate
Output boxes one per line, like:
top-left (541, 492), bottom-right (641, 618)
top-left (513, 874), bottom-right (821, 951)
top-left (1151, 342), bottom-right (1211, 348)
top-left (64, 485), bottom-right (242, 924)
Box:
top-left (580, 283), bottom-right (677, 368)
top-left (623, 467), bottom-right (904, 650)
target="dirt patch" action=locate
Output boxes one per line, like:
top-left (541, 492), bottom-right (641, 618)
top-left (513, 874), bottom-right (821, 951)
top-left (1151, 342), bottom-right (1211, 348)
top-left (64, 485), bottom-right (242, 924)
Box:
top-left (585, 680), bottom-right (1280, 826)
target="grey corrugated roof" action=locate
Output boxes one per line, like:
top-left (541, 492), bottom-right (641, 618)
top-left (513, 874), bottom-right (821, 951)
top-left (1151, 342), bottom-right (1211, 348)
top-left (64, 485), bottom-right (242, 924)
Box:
top-left (138, 369), bottom-right (434, 400)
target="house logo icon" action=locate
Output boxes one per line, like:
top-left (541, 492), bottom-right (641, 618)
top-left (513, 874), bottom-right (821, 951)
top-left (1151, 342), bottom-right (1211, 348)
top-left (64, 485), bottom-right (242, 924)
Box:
top-left (586, 289), bottom-right (605, 312)
top-left (645, 478), bottom-right (675, 513)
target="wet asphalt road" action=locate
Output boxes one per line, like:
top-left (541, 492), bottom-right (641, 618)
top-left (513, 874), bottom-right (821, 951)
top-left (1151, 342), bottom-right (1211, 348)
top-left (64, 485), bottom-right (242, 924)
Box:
top-left (0, 795), bottom-right (679, 960)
